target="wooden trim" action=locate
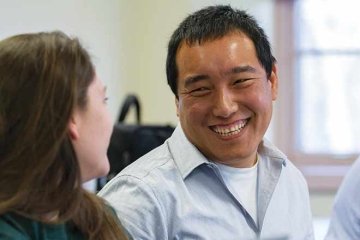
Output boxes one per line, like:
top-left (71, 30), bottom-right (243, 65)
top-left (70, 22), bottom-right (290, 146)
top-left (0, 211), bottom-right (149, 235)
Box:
top-left (273, 0), bottom-right (357, 192)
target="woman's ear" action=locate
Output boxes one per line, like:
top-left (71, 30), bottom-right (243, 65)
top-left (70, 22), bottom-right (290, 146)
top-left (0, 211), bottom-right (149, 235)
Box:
top-left (68, 115), bottom-right (80, 140)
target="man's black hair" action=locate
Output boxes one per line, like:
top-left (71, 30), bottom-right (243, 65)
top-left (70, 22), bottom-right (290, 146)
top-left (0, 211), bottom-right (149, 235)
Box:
top-left (166, 5), bottom-right (276, 97)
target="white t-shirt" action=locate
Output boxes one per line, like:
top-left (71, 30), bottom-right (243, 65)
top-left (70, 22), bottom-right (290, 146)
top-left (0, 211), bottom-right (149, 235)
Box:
top-left (215, 157), bottom-right (259, 225)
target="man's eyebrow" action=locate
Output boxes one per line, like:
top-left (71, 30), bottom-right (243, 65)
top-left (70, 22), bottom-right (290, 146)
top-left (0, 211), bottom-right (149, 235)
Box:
top-left (184, 75), bottom-right (209, 88)
top-left (183, 66), bottom-right (258, 88)
top-left (230, 65), bottom-right (258, 74)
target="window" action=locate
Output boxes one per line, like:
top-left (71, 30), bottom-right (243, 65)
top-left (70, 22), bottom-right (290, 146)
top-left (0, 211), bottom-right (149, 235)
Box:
top-left (274, 0), bottom-right (359, 191)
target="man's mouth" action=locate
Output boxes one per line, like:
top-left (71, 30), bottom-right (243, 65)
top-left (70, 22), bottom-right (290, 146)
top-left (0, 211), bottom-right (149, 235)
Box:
top-left (211, 119), bottom-right (249, 137)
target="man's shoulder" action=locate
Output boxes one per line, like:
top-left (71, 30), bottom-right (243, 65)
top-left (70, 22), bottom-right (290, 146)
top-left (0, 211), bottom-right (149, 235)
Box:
top-left (119, 143), bottom-right (175, 177)
top-left (98, 142), bottom-right (184, 214)
top-left (103, 142), bottom-right (181, 193)
top-left (276, 158), bottom-right (310, 197)
top-left (260, 139), bottom-right (308, 185)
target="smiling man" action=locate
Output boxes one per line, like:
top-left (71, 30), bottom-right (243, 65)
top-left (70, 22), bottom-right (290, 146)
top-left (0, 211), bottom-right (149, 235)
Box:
top-left (99, 5), bottom-right (314, 239)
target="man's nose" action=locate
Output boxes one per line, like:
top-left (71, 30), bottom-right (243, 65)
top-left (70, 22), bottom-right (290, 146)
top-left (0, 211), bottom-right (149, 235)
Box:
top-left (212, 89), bottom-right (238, 118)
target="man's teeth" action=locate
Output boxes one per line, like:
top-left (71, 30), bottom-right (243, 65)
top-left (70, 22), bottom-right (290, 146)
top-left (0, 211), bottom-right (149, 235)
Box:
top-left (213, 121), bottom-right (247, 136)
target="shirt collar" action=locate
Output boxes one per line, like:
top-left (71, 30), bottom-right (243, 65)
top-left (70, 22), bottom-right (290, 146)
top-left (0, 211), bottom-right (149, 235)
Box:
top-left (258, 138), bottom-right (287, 167)
top-left (167, 124), bottom-right (287, 179)
top-left (168, 124), bottom-right (210, 179)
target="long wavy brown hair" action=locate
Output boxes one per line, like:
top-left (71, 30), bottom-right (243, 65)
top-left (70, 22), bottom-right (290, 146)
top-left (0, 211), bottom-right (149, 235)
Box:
top-left (0, 31), bottom-right (128, 239)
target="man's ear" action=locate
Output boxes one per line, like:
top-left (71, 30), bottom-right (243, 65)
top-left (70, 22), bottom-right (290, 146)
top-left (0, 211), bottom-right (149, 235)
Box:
top-left (269, 64), bottom-right (279, 101)
top-left (175, 97), bottom-right (179, 117)
top-left (68, 115), bottom-right (80, 140)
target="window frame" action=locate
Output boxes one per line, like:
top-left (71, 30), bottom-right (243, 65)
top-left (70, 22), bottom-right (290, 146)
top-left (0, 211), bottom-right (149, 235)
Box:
top-left (273, 0), bottom-right (357, 191)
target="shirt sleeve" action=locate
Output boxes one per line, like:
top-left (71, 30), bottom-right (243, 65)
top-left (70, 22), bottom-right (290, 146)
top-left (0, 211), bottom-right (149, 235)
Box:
top-left (326, 159), bottom-right (360, 239)
top-left (98, 175), bottom-right (168, 240)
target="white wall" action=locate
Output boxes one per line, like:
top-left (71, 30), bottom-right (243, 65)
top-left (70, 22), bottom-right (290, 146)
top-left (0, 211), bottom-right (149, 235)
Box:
top-left (115, 0), bottom-right (191, 124)
top-left (0, 0), bottom-right (124, 121)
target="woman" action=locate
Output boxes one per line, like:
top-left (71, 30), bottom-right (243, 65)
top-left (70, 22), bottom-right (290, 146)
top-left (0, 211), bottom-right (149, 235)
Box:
top-left (0, 31), bottom-right (128, 239)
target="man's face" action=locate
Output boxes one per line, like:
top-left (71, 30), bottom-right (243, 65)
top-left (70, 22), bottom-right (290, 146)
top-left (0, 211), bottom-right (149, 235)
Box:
top-left (175, 32), bottom-right (278, 168)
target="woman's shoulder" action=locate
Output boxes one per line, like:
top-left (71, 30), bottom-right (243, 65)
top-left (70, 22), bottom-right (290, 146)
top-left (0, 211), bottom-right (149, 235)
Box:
top-left (0, 213), bottom-right (31, 239)
top-left (0, 212), bottom-right (85, 240)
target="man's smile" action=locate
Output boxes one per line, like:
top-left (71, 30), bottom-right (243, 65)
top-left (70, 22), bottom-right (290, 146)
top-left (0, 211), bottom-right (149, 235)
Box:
top-left (210, 119), bottom-right (249, 137)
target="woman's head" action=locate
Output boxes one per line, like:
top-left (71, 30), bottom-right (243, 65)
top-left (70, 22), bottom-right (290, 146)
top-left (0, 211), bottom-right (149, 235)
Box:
top-left (0, 31), bottom-right (112, 218)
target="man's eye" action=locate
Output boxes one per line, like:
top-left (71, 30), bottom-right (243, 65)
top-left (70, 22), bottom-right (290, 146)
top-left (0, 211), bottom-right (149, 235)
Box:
top-left (234, 79), bottom-right (248, 84)
top-left (104, 97), bottom-right (109, 103)
top-left (191, 87), bottom-right (208, 92)
top-left (234, 78), bottom-right (256, 86)
top-left (189, 87), bottom-right (211, 96)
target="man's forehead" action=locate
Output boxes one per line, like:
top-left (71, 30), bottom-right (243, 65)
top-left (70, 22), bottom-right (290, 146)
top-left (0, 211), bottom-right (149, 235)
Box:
top-left (179, 30), bottom-right (249, 48)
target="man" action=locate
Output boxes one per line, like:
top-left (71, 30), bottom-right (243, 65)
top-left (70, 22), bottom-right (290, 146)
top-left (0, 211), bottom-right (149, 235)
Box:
top-left (326, 157), bottom-right (360, 239)
top-left (99, 5), bottom-right (314, 239)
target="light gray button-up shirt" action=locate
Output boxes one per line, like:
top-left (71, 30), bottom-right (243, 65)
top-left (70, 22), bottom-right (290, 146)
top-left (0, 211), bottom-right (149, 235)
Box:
top-left (99, 125), bottom-right (314, 240)
top-left (326, 156), bottom-right (360, 239)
